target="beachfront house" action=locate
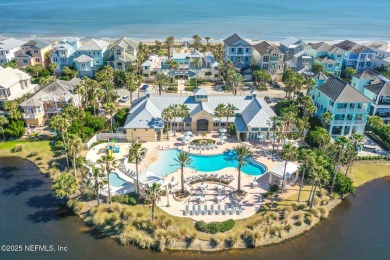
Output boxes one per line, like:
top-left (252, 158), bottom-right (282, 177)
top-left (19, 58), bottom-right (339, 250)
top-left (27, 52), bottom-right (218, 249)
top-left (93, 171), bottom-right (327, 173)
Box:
top-left (73, 39), bottom-right (110, 77)
top-left (363, 81), bottom-right (390, 124)
top-left (252, 41), bottom-right (284, 81)
top-left (332, 40), bottom-right (376, 72)
top-left (19, 78), bottom-right (81, 126)
top-left (0, 67), bottom-right (36, 108)
top-left (0, 38), bottom-right (26, 65)
top-left (311, 76), bottom-right (371, 136)
top-left (106, 37), bottom-right (139, 71)
top-left (362, 41), bottom-right (390, 68)
top-left (308, 42), bottom-right (344, 77)
top-left (141, 54), bottom-right (164, 76)
top-left (50, 38), bottom-right (80, 75)
top-left (279, 36), bottom-right (311, 71)
top-left (223, 34), bottom-right (252, 67)
top-left (14, 39), bottom-right (53, 69)
top-left (350, 69), bottom-right (389, 93)
top-left (123, 88), bottom-right (276, 142)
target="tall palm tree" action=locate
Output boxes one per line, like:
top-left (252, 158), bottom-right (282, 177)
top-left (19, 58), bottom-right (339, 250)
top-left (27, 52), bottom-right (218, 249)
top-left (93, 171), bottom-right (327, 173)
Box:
top-left (225, 103), bottom-right (235, 126)
top-left (0, 115), bottom-right (9, 141)
top-left (125, 72), bottom-right (138, 104)
top-left (281, 111), bottom-right (296, 137)
top-left (321, 112), bottom-right (332, 130)
top-left (145, 183), bottom-right (162, 221)
top-left (280, 143), bottom-right (298, 193)
top-left (48, 62), bottom-right (58, 76)
top-left (267, 116), bottom-right (280, 152)
top-left (104, 102), bottom-right (117, 133)
top-left (174, 152), bottom-right (193, 194)
top-left (161, 107), bottom-right (174, 140)
top-left (214, 103), bottom-right (225, 128)
top-left (128, 143), bottom-right (147, 194)
top-left (99, 80), bottom-right (116, 104)
top-left (177, 104), bottom-right (190, 132)
top-left (309, 166), bottom-right (328, 208)
top-left (233, 145), bottom-right (253, 193)
top-left (87, 167), bottom-right (107, 205)
top-left (68, 134), bottom-right (82, 177)
top-left (228, 72), bottom-right (245, 95)
top-left (345, 133), bottom-right (363, 176)
top-left (165, 36), bottom-right (175, 57)
top-left (305, 77), bottom-right (316, 96)
top-left (330, 136), bottom-right (348, 194)
top-left (97, 155), bottom-right (118, 204)
top-left (192, 57), bottom-right (202, 88)
top-left (49, 115), bottom-right (71, 167)
top-left (192, 35), bottom-right (202, 49)
top-left (154, 73), bottom-right (170, 95)
top-left (8, 109), bottom-right (23, 121)
top-left (367, 115), bottom-right (383, 129)
top-left (297, 149), bottom-right (315, 201)
top-left (171, 104), bottom-right (180, 136)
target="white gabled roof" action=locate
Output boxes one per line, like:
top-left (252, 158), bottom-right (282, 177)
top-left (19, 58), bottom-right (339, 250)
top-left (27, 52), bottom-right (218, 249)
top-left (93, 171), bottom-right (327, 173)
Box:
top-left (77, 39), bottom-right (109, 51)
top-left (0, 38), bottom-right (26, 50)
top-left (0, 67), bottom-right (31, 89)
top-left (74, 54), bottom-right (93, 62)
top-left (193, 88), bottom-right (209, 96)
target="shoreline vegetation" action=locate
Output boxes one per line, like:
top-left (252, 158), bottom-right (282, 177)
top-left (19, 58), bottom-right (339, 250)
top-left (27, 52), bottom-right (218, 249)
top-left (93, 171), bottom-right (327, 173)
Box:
top-left (1, 140), bottom-right (389, 252)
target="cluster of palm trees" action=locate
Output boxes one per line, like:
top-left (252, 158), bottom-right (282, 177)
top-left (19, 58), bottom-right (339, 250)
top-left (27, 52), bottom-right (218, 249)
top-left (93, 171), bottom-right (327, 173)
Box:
top-left (283, 69), bottom-right (316, 99)
top-left (214, 103), bottom-right (236, 129)
top-left (161, 104), bottom-right (190, 139)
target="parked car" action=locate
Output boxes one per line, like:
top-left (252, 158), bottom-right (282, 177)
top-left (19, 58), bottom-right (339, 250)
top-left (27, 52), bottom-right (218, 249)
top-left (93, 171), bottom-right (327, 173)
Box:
top-left (119, 95), bottom-right (129, 102)
top-left (140, 84), bottom-right (149, 92)
top-left (264, 96), bottom-right (272, 103)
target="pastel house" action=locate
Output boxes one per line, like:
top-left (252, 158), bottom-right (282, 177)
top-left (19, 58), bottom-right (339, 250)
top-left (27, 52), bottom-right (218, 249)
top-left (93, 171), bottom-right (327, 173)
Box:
top-left (0, 38), bottom-right (26, 65)
top-left (308, 42), bottom-right (344, 77)
top-left (51, 38), bottom-right (80, 75)
top-left (223, 34), bottom-right (252, 67)
top-left (14, 39), bottom-right (53, 68)
top-left (252, 41), bottom-right (284, 81)
top-left (106, 37), bottom-right (139, 71)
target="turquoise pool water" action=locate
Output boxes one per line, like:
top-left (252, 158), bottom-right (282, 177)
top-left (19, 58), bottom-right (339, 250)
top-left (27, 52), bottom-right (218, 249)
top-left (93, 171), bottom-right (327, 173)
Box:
top-left (109, 172), bottom-right (127, 187)
top-left (148, 149), bottom-right (267, 176)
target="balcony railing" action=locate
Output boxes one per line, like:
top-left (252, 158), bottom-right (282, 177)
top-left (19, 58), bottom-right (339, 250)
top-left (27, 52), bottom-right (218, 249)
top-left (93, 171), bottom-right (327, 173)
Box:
top-left (333, 120), bottom-right (344, 124)
top-left (23, 113), bottom-right (38, 119)
top-left (354, 120), bottom-right (364, 124)
top-left (335, 108), bottom-right (347, 113)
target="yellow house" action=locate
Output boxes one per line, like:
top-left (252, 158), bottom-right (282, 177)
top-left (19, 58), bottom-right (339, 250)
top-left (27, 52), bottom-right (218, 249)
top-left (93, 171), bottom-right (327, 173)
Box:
top-left (15, 39), bottom-right (53, 69)
top-left (123, 88), bottom-right (276, 142)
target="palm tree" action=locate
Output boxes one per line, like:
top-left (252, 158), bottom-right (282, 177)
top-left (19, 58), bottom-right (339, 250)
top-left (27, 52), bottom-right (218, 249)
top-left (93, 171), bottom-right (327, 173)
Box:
top-left (165, 36), bottom-right (175, 57)
top-left (321, 112), bottom-right (332, 130)
top-left (297, 149), bottom-right (315, 201)
top-left (104, 102), bottom-right (117, 133)
top-left (48, 62), bottom-right (58, 76)
top-left (233, 145), bottom-right (253, 193)
top-left (280, 143), bottom-right (298, 193)
top-left (192, 57), bottom-right (202, 88)
top-left (128, 143), bottom-right (147, 194)
top-left (49, 115), bottom-right (71, 168)
top-left (345, 133), bottom-right (363, 176)
top-left (177, 104), bottom-right (190, 132)
top-left (281, 111), bottom-right (296, 137)
top-left (144, 183), bottom-right (162, 221)
top-left (87, 167), bottom-right (107, 205)
top-left (309, 166), bottom-right (328, 208)
top-left (99, 80), bottom-right (116, 104)
top-left (174, 152), bottom-right (193, 194)
top-left (345, 67), bottom-right (357, 82)
top-left (228, 72), bottom-right (245, 95)
top-left (0, 115), bottom-right (9, 141)
top-left (96, 155), bottom-right (118, 204)
top-left (161, 107), bottom-right (174, 140)
top-left (267, 116), bottom-right (280, 152)
top-left (154, 73), bottom-right (170, 95)
top-left (214, 104), bottom-right (225, 128)
top-left (192, 35), bottom-right (202, 49)
top-left (125, 72), bottom-right (138, 104)
top-left (367, 115), bottom-right (383, 129)
top-left (224, 103), bottom-right (235, 126)
top-left (305, 77), bottom-right (316, 96)
top-left (253, 70), bottom-right (271, 89)
top-left (330, 136), bottom-right (348, 195)
top-left (68, 134), bottom-right (82, 177)
top-left (8, 109), bottom-right (23, 121)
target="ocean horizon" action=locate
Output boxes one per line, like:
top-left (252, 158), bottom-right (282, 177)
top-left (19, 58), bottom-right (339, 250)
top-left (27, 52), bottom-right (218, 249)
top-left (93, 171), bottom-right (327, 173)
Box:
top-left (1, 0), bottom-right (389, 41)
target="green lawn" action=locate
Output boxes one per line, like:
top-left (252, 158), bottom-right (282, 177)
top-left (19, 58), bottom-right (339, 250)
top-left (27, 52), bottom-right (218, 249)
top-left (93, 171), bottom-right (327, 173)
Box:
top-left (346, 161), bottom-right (390, 187)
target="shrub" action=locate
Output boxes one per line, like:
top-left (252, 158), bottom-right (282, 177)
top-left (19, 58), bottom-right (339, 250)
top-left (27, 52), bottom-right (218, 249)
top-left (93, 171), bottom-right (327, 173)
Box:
top-left (209, 237), bottom-right (221, 248)
top-left (11, 145), bottom-right (23, 153)
top-left (297, 202), bottom-right (307, 210)
top-left (5, 120), bottom-right (25, 139)
top-left (269, 184), bottom-right (279, 193)
top-left (291, 202), bottom-right (298, 211)
top-left (27, 152), bottom-right (39, 157)
top-left (334, 172), bottom-right (356, 197)
top-left (184, 86), bottom-right (196, 91)
top-left (194, 219), bottom-right (235, 234)
top-left (321, 196), bottom-right (330, 205)
top-left (304, 214), bottom-right (312, 225)
top-left (113, 108), bottom-right (129, 126)
top-left (166, 86), bottom-right (178, 93)
top-left (318, 206), bottom-right (329, 219)
top-left (295, 220), bottom-right (303, 226)
top-left (310, 208), bottom-right (320, 218)
top-left (205, 71), bottom-right (212, 76)
top-left (112, 193), bottom-right (140, 205)
top-left (284, 224), bottom-right (292, 232)
top-left (214, 74), bottom-right (219, 78)
top-left (35, 156), bottom-right (42, 161)
top-left (314, 197), bottom-right (321, 206)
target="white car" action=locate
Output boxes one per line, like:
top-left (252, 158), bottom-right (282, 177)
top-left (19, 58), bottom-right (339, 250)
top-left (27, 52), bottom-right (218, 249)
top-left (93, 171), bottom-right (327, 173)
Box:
top-left (119, 96), bottom-right (130, 102)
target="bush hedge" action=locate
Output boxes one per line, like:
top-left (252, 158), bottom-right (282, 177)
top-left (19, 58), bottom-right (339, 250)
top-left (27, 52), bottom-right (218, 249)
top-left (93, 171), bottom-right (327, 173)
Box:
top-left (112, 192), bottom-right (140, 205)
top-left (195, 219), bottom-right (235, 234)
top-left (205, 71), bottom-right (212, 76)
top-left (184, 86), bottom-right (196, 91)
top-left (166, 86), bottom-right (178, 93)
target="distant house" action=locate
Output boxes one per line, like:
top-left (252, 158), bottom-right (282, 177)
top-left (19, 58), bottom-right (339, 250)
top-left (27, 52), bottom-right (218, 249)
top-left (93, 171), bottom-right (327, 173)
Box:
top-left (363, 82), bottom-right (390, 124)
top-left (106, 37), bottom-right (139, 71)
top-left (311, 76), bottom-right (371, 136)
top-left (19, 78), bottom-right (81, 126)
top-left (50, 38), bottom-right (80, 75)
top-left (73, 39), bottom-right (110, 77)
top-left (350, 69), bottom-right (389, 93)
top-left (332, 40), bottom-right (376, 72)
top-left (223, 34), bottom-right (252, 67)
top-left (14, 39), bottom-right (53, 68)
top-left (308, 42), bottom-right (344, 77)
top-left (252, 41), bottom-right (284, 81)
top-left (0, 67), bottom-right (36, 108)
top-left (0, 38), bottom-right (26, 65)
top-left (280, 36), bottom-right (311, 71)
top-left (362, 41), bottom-right (390, 68)
top-left (141, 54), bottom-right (164, 76)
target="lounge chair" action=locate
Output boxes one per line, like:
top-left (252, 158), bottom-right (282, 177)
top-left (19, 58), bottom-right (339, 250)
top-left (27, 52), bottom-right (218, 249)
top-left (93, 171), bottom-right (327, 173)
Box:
top-left (224, 204), bottom-right (228, 215)
top-left (204, 205), bottom-right (207, 215)
top-left (210, 205), bottom-right (215, 215)
top-left (217, 204), bottom-right (222, 215)
top-left (197, 204), bottom-right (202, 215)
top-left (238, 204), bottom-right (243, 215)
top-left (185, 205), bottom-right (189, 216)
top-left (230, 204), bottom-right (235, 215)
top-left (192, 205), bottom-right (196, 216)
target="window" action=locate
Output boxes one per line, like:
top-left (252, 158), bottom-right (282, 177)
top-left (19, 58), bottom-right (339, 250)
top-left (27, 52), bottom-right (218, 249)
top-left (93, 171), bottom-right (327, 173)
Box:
top-left (231, 48), bottom-right (235, 53)
top-left (245, 57), bottom-right (248, 62)
top-left (261, 128), bottom-right (268, 131)
top-left (337, 54), bottom-right (342, 58)
top-left (263, 56), bottom-right (269, 62)
top-left (238, 48), bottom-right (242, 53)
top-left (81, 63), bottom-right (86, 68)
top-left (34, 50), bottom-right (38, 54)
top-left (328, 64), bottom-right (333, 68)
top-left (98, 52), bottom-right (100, 55)
top-left (96, 60), bottom-right (99, 64)
top-left (61, 51), bottom-right (66, 55)
top-left (35, 58), bottom-right (40, 62)
top-left (336, 63), bottom-right (340, 66)
top-left (246, 48), bottom-right (250, 53)
top-left (116, 49), bottom-right (121, 55)
top-left (0, 51), bottom-right (2, 55)
top-left (23, 60), bottom-right (28, 64)
top-left (53, 57), bottom-right (58, 62)
top-left (93, 52), bottom-right (96, 56)
top-left (61, 58), bottom-right (66, 63)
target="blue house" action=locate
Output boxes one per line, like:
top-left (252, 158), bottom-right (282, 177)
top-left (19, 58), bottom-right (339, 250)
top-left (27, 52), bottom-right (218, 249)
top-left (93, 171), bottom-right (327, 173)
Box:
top-left (311, 76), bottom-right (371, 136)
top-left (51, 38), bottom-right (80, 75)
top-left (223, 34), bottom-right (252, 67)
top-left (332, 40), bottom-right (376, 72)
top-left (73, 39), bottom-right (109, 77)
top-left (308, 42), bottom-right (344, 77)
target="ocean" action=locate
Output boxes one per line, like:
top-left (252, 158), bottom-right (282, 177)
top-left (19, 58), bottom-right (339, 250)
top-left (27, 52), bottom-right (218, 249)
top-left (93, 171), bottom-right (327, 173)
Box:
top-left (0, 0), bottom-right (389, 41)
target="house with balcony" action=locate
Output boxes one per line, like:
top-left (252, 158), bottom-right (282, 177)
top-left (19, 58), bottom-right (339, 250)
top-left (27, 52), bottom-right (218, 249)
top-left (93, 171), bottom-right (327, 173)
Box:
top-left (362, 41), bottom-right (390, 68)
top-left (252, 41), bottom-right (284, 81)
top-left (280, 36), bottom-right (309, 57)
top-left (19, 78), bottom-right (81, 126)
top-left (363, 82), bottom-right (390, 124)
top-left (50, 38), bottom-right (80, 75)
top-left (141, 54), bottom-right (165, 76)
top-left (308, 42), bottom-right (344, 76)
top-left (223, 34), bottom-right (252, 67)
top-left (311, 76), bottom-right (371, 136)
top-left (350, 69), bottom-right (389, 92)
top-left (14, 39), bottom-right (53, 68)
top-left (106, 37), bottom-right (139, 71)
top-left (0, 38), bottom-right (26, 65)
top-left (332, 40), bottom-right (376, 72)
top-left (73, 39), bottom-right (110, 77)
top-left (0, 67), bottom-right (36, 108)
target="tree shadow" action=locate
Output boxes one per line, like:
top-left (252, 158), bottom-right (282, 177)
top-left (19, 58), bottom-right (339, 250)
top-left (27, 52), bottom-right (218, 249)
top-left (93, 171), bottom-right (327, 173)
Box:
top-left (27, 208), bottom-right (60, 223)
top-left (0, 166), bottom-right (18, 179)
top-left (26, 193), bottom-right (59, 209)
top-left (2, 178), bottom-right (45, 196)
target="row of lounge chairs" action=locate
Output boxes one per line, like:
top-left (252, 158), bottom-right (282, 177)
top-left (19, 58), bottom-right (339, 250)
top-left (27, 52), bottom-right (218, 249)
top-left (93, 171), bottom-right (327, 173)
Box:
top-left (259, 150), bottom-right (280, 161)
top-left (190, 143), bottom-right (219, 150)
top-left (184, 204), bottom-right (243, 216)
top-left (185, 173), bottom-right (220, 182)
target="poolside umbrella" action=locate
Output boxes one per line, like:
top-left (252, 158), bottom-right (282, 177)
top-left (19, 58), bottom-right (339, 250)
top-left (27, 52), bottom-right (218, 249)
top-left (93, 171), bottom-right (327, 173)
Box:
top-left (219, 128), bottom-right (227, 134)
top-left (185, 131), bottom-right (192, 136)
top-left (219, 135), bottom-right (227, 141)
top-left (181, 135), bottom-right (191, 142)
top-left (257, 134), bottom-right (265, 139)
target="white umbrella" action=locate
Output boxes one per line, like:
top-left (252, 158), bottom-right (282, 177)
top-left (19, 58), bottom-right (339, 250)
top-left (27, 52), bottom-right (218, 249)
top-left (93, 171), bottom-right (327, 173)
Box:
top-left (219, 128), bottom-right (227, 133)
top-left (185, 131), bottom-right (192, 136)
top-left (181, 135), bottom-right (191, 142)
top-left (219, 135), bottom-right (227, 140)
top-left (257, 134), bottom-right (265, 139)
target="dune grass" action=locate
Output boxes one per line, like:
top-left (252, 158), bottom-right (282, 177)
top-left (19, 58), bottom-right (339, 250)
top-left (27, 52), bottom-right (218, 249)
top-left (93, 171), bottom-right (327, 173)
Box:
top-left (345, 161), bottom-right (390, 187)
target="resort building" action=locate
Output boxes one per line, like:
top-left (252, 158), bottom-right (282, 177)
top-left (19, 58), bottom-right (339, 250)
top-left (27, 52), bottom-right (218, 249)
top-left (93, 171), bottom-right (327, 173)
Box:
top-left (332, 40), bottom-right (376, 72)
top-left (0, 67), bottom-right (36, 108)
top-left (311, 76), bottom-right (371, 136)
top-left (308, 42), bottom-right (344, 77)
top-left (106, 37), bottom-right (139, 71)
top-left (252, 41), bottom-right (284, 81)
top-left (123, 88), bottom-right (276, 142)
top-left (362, 41), bottom-right (390, 68)
top-left (19, 78), bottom-right (81, 126)
top-left (73, 39), bottom-right (110, 77)
top-left (14, 39), bottom-right (53, 68)
top-left (0, 38), bottom-right (26, 65)
top-left (50, 38), bottom-right (80, 75)
top-left (223, 34), bottom-right (252, 67)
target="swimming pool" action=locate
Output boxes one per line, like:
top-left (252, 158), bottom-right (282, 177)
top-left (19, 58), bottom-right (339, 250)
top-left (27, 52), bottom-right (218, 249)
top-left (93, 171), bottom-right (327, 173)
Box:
top-left (148, 149), bottom-right (267, 176)
top-left (109, 172), bottom-right (127, 187)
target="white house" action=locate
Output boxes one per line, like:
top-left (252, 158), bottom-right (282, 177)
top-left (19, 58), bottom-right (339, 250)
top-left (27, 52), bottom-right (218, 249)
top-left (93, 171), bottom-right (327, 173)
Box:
top-left (252, 41), bottom-right (285, 81)
top-left (0, 38), bottom-right (26, 65)
top-left (51, 38), bottom-right (80, 75)
top-left (362, 41), bottom-right (390, 68)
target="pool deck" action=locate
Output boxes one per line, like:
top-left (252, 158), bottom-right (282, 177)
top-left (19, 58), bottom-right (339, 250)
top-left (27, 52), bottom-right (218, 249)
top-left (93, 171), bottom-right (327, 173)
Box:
top-left (86, 132), bottom-right (293, 222)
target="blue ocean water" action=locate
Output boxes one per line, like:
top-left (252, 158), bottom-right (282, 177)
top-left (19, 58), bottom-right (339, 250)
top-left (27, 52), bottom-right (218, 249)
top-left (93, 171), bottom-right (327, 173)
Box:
top-left (148, 149), bottom-right (267, 176)
top-left (0, 0), bottom-right (389, 41)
